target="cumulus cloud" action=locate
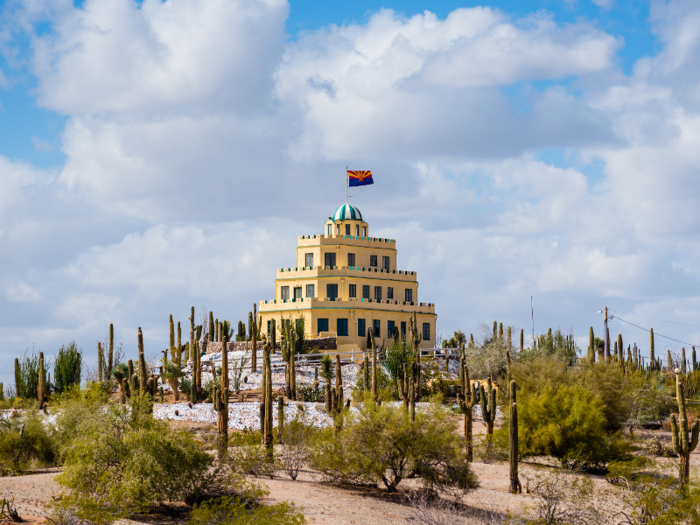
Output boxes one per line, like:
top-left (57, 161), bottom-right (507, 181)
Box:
top-left (4, 0), bottom-right (700, 386)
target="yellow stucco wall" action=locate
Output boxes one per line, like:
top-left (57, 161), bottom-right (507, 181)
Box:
top-left (259, 207), bottom-right (437, 350)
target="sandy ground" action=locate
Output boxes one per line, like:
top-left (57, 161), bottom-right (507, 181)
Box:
top-left (3, 420), bottom-right (695, 525)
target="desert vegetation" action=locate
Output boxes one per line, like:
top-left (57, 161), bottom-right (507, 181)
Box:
top-left (1, 312), bottom-right (700, 524)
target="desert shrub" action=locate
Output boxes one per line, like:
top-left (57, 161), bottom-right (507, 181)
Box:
top-left (523, 469), bottom-right (607, 524)
top-left (54, 383), bottom-right (109, 450)
top-left (472, 434), bottom-right (508, 464)
top-left (296, 384), bottom-right (322, 402)
top-left (623, 372), bottom-right (673, 434)
top-left (226, 444), bottom-right (278, 479)
top-left (463, 325), bottom-right (510, 380)
top-left (510, 357), bottom-right (570, 396)
top-left (53, 343), bottom-right (82, 394)
top-left (0, 409), bottom-right (57, 475)
top-left (279, 413), bottom-right (316, 481)
top-left (309, 402), bottom-right (477, 493)
top-left (607, 457), bottom-right (700, 524)
top-left (384, 339), bottom-right (412, 380)
top-left (516, 383), bottom-right (630, 470)
top-left (188, 496), bottom-right (306, 525)
top-left (14, 350), bottom-right (42, 399)
top-left (521, 328), bottom-right (578, 364)
top-left (56, 402), bottom-right (217, 520)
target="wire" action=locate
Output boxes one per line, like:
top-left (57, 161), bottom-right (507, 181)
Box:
top-left (608, 309), bottom-right (700, 328)
top-left (611, 315), bottom-right (697, 347)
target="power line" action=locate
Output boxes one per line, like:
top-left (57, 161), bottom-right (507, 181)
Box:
top-left (611, 315), bottom-right (697, 347)
top-left (608, 309), bottom-right (700, 328)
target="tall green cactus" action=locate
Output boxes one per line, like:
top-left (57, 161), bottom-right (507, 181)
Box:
top-left (671, 370), bottom-right (699, 488)
top-left (363, 353), bottom-right (370, 393)
top-left (457, 360), bottom-right (478, 461)
top-left (14, 358), bottom-right (20, 398)
top-left (97, 343), bottom-right (105, 383)
top-left (649, 329), bottom-right (654, 369)
top-left (38, 352), bottom-right (45, 403)
top-left (209, 312), bottom-right (215, 342)
top-left (492, 321), bottom-right (497, 342)
top-left (509, 380), bottom-right (521, 493)
top-left (213, 332), bottom-right (230, 460)
top-left (370, 328), bottom-right (378, 401)
top-left (693, 347), bottom-right (697, 373)
top-left (0, 383), bottom-right (4, 401)
top-left (278, 396), bottom-right (285, 439)
top-left (335, 354), bottom-right (343, 409)
top-left (588, 327), bottom-right (595, 364)
top-left (249, 310), bottom-right (257, 373)
top-left (682, 347), bottom-right (687, 375)
top-left (409, 312), bottom-right (422, 401)
top-left (668, 350), bottom-right (673, 371)
top-left (138, 328), bottom-right (147, 393)
top-left (263, 342), bottom-right (273, 451)
top-left (480, 377), bottom-right (497, 435)
top-left (519, 329), bottom-right (524, 354)
top-left (108, 323), bottom-right (114, 376)
top-left (397, 364), bottom-right (409, 410)
top-left (169, 315), bottom-right (175, 359)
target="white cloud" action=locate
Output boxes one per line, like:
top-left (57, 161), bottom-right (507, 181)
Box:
top-left (5, 0), bottom-right (700, 387)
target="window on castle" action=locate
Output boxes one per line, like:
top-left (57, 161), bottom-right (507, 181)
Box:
top-left (327, 224), bottom-right (332, 236)
top-left (387, 321), bottom-right (396, 339)
top-left (327, 284), bottom-right (338, 300)
top-left (374, 286), bottom-right (382, 301)
top-left (362, 285), bottom-right (370, 299)
top-left (358, 318), bottom-right (366, 337)
top-left (345, 224), bottom-right (351, 235)
top-left (387, 287), bottom-right (394, 299)
top-left (306, 284), bottom-right (315, 298)
top-left (336, 224), bottom-right (340, 235)
top-left (356, 225), bottom-right (360, 236)
top-left (349, 284), bottom-right (356, 298)
top-left (337, 318), bottom-right (349, 337)
top-left (382, 256), bottom-right (390, 270)
top-left (373, 319), bottom-right (380, 338)
top-left (405, 289), bottom-right (413, 303)
top-left (348, 253), bottom-right (355, 267)
top-left (401, 321), bottom-right (406, 337)
top-left (370, 255), bottom-right (377, 267)
top-left (423, 323), bottom-right (431, 341)
top-left (324, 252), bottom-right (336, 268)
top-left (305, 253), bottom-right (314, 267)
top-left (362, 227), bottom-right (367, 237)
top-left (281, 286), bottom-right (289, 300)
top-left (318, 318), bottom-right (329, 334)
top-left (293, 287), bottom-right (302, 300)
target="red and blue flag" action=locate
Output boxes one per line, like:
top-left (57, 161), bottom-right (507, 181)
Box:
top-left (348, 170), bottom-right (373, 187)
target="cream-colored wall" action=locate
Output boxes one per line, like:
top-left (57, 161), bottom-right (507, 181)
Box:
top-left (259, 306), bottom-right (436, 350)
top-left (275, 276), bottom-right (417, 303)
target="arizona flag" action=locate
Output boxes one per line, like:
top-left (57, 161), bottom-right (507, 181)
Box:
top-left (348, 170), bottom-right (374, 187)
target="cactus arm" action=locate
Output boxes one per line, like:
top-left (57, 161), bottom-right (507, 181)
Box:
top-left (671, 415), bottom-right (680, 453)
top-left (691, 419), bottom-right (700, 453)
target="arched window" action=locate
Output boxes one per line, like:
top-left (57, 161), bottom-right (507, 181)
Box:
top-left (327, 224), bottom-right (332, 236)
top-left (355, 225), bottom-right (360, 236)
top-left (362, 226), bottom-right (367, 237)
top-left (336, 224), bottom-right (341, 235)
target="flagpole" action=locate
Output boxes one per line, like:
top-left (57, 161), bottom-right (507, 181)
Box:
top-left (345, 165), bottom-right (348, 204)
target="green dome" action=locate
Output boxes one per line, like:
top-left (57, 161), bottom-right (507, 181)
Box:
top-left (332, 204), bottom-right (363, 221)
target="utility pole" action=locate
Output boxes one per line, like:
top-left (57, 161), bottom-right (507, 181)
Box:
top-left (604, 306), bottom-right (610, 363)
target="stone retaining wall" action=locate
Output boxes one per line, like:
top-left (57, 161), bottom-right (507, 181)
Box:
top-left (204, 337), bottom-right (337, 354)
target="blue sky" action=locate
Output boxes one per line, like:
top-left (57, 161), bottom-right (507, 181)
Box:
top-left (1, 0), bottom-right (700, 387)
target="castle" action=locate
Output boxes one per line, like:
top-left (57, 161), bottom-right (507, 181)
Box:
top-left (258, 204), bottom-right (436, 352)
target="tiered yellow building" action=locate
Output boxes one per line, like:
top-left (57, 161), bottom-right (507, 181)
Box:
top-left (258, 204), bottom-right (437, 352)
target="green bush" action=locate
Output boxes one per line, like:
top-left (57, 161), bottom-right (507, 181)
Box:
top-left (56, 401), bottom-right (217, 519)
top-left (53, 343), bottom-right (82, 394)
top-left (14, 350), bottom-right (42, 400)
top-left (384, 340), bottom-right (411, 380)
top-left (513, 383), bottom-right (629, 470)
top-left (188, 496), bottom-right (306, 525)
top-left (0, 409), bottom-right (57, 475)
top-left (309, 402), bottom-right (477, 493)
top-left (607, 457), bottom-right (700, 524)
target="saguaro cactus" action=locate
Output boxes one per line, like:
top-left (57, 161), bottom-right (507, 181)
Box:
top-left (457, 360), bottom-right (478, 461)
top-left (213, 332), bottom-right (230, 460)
top-left (335, 354), bottom-right (343, 408)
top-left (278, 396), bottom-right (285, 439)
top-left (138, 328), bottom-right (147, 393)
top-left (480, 377), bottom-right (497, 435)
top-left (409, 312), bottom-right (422, 400)
top-left (693, 347), bottom-right (697, 373)
top-left (97, 343), bottom-right (105, 383)
top-left (38, 352), bottom-right (46, 403)
top-left (649, 329), bottom-right (654, 368)
top-left (363, 353), bottom-right (370, 393)
top-left (509, 380), bottom-right (521, 493)
top-left (370, 328), bottom-right (378, 401)
top-left (682, 348), bottom-right (687, 375)
top-left (398, 364), bottom-right (409, 411)
top-left (14, 358), bottom-right (20, 398)
top-left (668, 350), bottom-right (673, 371)
top-left (250, 308), bottom-right (258, 373)
top-left (671, 370), bottom-right (699, 488)
top-left (588, 327), bottom-right (595, 364)
top-left (264, 342), bottom-right (273, 451)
